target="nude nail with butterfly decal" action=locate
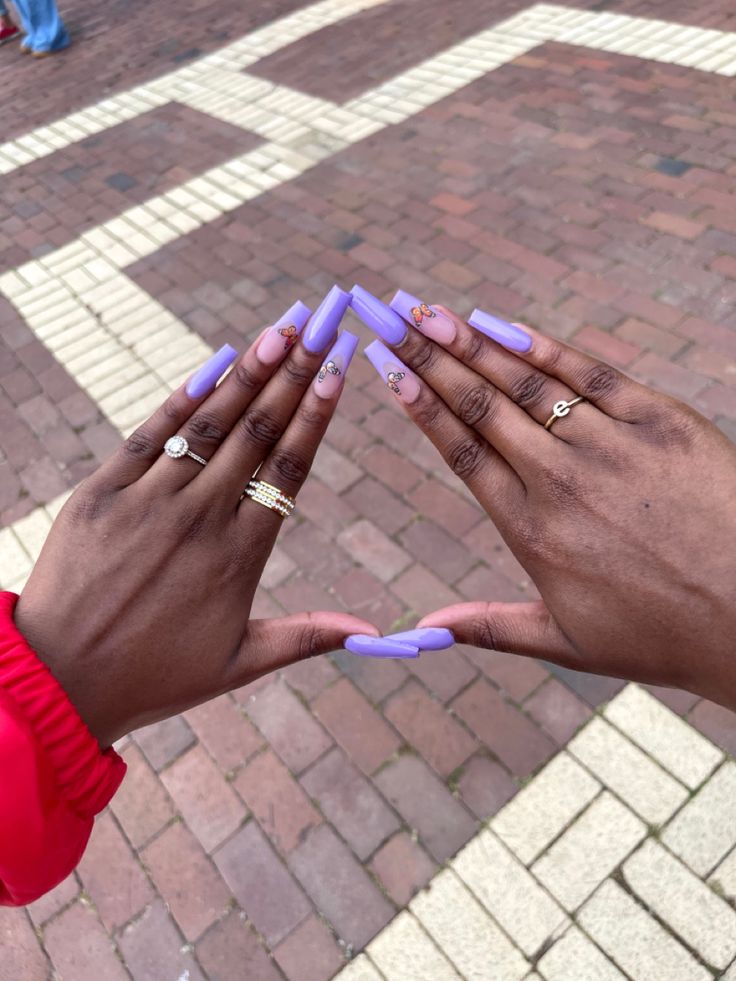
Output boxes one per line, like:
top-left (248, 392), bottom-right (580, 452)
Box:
top-left (256, 299), bottom-right (312, 365)
top-left (314, 330), bottom-right (359, 399)
top-left (389, 289), bottom-right (456, 345)
top-left (364, 339), bottom-right (420, 404)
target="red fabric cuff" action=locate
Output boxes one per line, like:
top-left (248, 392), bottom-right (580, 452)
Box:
top-left (0, 591), bottom-right (125, 817)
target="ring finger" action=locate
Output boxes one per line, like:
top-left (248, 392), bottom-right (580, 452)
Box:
top-left (143, 299), bottom-right (313, 492)
top-left (390, 290), bottom-right (600, 442)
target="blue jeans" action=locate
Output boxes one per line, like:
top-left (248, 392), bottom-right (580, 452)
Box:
top-left (12, 0), bottom-right (69, 51)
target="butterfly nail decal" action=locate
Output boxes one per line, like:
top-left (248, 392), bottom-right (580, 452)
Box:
top-left (411, 303), bottom-right (436, 328)
top-left (318, 360), bottom-right (341, 383)
top-left (387, 370), bottom-right (405, 394)
top-left (278, 324), bottom-right (298, 350)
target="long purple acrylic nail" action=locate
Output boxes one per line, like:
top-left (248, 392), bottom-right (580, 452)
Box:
top-left (364, 340), bottom-right (420, 404)
top-left (302, 285), bottom-right (353, 353)
top-left (468, 309), bottom-right (532, 353)
top-left (345, 635), bottom-right (420, 659)
top-left (390, 289), bottom-right (456, 345)
top-left (385, 627), bottom-right (455, 651)
top-left (256, 300), bottom-right (312, 365)
top-left (314, 330), bottom-right (359, 399)
top-left (350, 284), bottom-right (408, 345)
top-left (186, 344), bottom-right (238, 399)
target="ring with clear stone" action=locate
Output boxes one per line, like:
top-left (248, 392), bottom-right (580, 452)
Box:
top-left (163, 435), bottom-right (207, 466)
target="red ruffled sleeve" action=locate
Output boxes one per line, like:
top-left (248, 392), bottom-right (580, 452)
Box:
top-left (0, 591), bottom-right (126, 906)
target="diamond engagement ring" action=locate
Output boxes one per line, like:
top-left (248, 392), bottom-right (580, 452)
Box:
top-left (544, 396), bottom-right (586, 431)
top-left (164, 435), bottom-right (207, 466)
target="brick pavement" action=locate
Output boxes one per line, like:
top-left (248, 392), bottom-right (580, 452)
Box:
top-left (0, 0), bottom-right (735, 978)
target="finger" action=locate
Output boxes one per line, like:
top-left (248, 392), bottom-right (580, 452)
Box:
top-left (391, 290), bottom-right (600, 442)
top-left (352, 286), bottom-right (553, 476)
top-left (363, 338), bottom-right (525, 525)
top-left (201, 287), bottom-right (352, 501)
top-left (92, 343), bottom-right (239, 492)
top-left (418, 600), bottom-right (579, 663)
top-left (142, 300), bottom-right (312, 493)
top-left (234, 610), bottom-right (381, 681)
top-left (237, 330), bottom-right (358, 535)
top-left (466, 307), bottom-right (651, 422)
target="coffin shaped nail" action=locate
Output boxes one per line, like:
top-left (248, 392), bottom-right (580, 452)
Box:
top-left (345, 635), bottom-right (420, 659)
top-left (256, 300), bottom-right (312, 365)
top-left (314, 330), bottom-right (359, 399)
top-left (186, 344), bottom-right (239, 399)
top-left (364, 339), bottom-right (420, 404)
top-left (350, 284), bottom-right (408, 345)
top-left (390, 289), bottom-right (456, 345)
top-left (468, 308), bottom-right (532, 353)
top-left (303, 285), bottom-right (352, 353)
top-left (386, 627), bottom-right (455, 650)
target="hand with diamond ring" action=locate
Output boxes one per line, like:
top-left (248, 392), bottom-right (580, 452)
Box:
top-left (352, 286), bottom-right (736, 710)
top-left (13, 287), bottom-right (375, 748)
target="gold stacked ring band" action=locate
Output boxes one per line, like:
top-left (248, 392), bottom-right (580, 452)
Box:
top-left (244, 479), bottom-right (295, 518)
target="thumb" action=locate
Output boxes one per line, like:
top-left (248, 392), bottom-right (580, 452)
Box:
top-left (239, 610), bottom-right (380, 678)
top-left (418, 600), bottom-right (578, 663)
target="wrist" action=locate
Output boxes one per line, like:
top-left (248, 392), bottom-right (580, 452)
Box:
top-left (0, 592), bottom-right (125, 814)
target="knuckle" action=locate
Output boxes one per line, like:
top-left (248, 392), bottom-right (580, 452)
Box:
top-left (66, 486), bottom-right (114, 523)
top-left (178, 504), bottom-right (212, 544)
top-left (457, 383), bottom-right (499, 428)
top-left (231, 361), bottom-right (260, 395)
top-left (473, 609), bottom-right (499, 652)
top-left (508, 370), bottom-right (549, 409)
top-left (282, 358), bottom-right (315, 388)
top-left (269, 449), bottom-right (309, 485)
top-left (239, 409), bottom-right (283, 447)
top-left (540, 339), bottom-right (564, 375)
top-left (162, 395), bottom-right (183, 423)
top-left (640, 398), bottom-right (700, 449)
top-left (579, 363), bottom-right (622, 401)
top-left (448, 436), bottom-right (487, 481)
top-left (408, 339), bottom-right (439, 375)
top-left (295, 618), bottom-right (323, 662)
top-left (186, 411), bottom-right (228, 445)
top-left (412, 397), bottom-right (443, 432)
top-left (298, 402), bottom-right (328, 430)
top-left (122, 427), bottom-right (156, 459)
top-left (458, 328), bottom-right (486, 365)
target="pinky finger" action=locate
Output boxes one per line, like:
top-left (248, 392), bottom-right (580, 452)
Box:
top-left (92, 344), bottom-right (238, 491)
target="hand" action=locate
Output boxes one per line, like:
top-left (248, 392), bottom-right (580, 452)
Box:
top-left (363, 292), bottom-right (736, 710)
top-left (14, 298), bottom-right (376, 747)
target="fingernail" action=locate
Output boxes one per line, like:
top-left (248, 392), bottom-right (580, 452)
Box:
top-left (364, 339), bottom-right (420, 404)
top-left (314, 330), bottom-right (359, 399)
top-left (390, 289), bottom-right (456, 345)
top-left (303, 285), bottom-right (353, 353)
top-left (186, 344), bottom-right (239, 399)
top-left (345, 635), bottom-right (420, 659)
top-left (468, 308), bottom-right (532, 353)
top-left (350, 284), bottom-right (408, 346)
top-left (386, 627), bottom-right (455, 651)
top-left (256, 300), bottom-right (312, 365)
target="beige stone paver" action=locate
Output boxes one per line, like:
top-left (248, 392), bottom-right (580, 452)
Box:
top-left (623, 839), bottom-right (736, 971)
top-left (568, 716), bottom-right (688, 826)
top-left (340, 687), bottom-right (736, 979)
top-left (491, 752), bottom-right (600, 865)
top-left (366, 910), bottom-right (459, 981)
top-left (662, 761), bottom-right (736, 875)
top-left (604, 684), bottom-right (722, 788)
top-left (410, 868), bottom-right (528, 981)
top-left (532, 792), bottom-right (646, 911)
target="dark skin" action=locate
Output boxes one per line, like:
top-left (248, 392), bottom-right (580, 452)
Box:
top-left (381, 306), bottom-right (736, 711)
top-left (14, 323), bottom-right (379, 748)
